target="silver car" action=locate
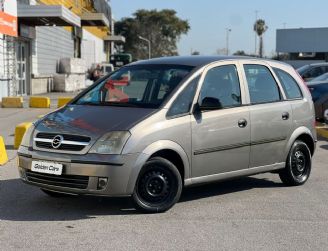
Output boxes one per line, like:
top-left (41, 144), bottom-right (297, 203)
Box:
top-left (18, 56), bottom-right (317, 213)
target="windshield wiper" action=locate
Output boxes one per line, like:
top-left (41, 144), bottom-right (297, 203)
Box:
top-left (76, 101), bottom-right (102, 106)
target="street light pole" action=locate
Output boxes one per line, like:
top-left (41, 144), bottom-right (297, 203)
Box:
top-left (254, 10), bottom-right (259, 56)
top-left (226, 28), bottom-right (231, 55)
top-left (138, 35), bottom-right (151, 59)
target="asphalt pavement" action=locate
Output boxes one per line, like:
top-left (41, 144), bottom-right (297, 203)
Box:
top-left (1, 106), bottom-right (328, 251)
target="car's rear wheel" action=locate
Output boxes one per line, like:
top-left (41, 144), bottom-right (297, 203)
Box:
top-left (279, 140), bottom-right (312, 186)
top-left (132, 157), bottom-right (182, 213)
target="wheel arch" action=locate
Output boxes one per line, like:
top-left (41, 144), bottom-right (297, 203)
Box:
top-left (126, 140), bottom-right (190, 194)
top-left (286, 127), bottom-right (316, 158)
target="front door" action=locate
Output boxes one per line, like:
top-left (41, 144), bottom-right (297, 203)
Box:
top-left (191, 63), bottom-right (251, 178)
top-left (16, 41), bottom-right (29, 95)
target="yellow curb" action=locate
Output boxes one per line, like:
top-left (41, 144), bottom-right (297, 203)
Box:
top-left (317, 127), bottom-right (328, 139)
top-left (29, 96), bottom-right (50, 108)
top-left (0, 136), bottom-right (8, 165)
top-left (1, 97), bottom-right (23, 108)
top-left (14, 122), bottom-right (32, 149)
top-left (57, 97), bottom-right (73, 108)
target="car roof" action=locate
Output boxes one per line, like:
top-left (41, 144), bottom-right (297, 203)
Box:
top-left (131, 56), bottom-right (253, 67)
top-left (308, 62), bottom-right (328, 66)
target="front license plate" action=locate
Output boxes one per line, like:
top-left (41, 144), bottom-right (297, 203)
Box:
top-left (31, 160), bottom-right (63, 175)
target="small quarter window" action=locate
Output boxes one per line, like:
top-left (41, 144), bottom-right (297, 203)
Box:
top-left (167, 76), bottom-right (199, 117)
top-left (244, 65), bottom-right (281, 104)
top-left (273, 68), bottom-right (303, 99)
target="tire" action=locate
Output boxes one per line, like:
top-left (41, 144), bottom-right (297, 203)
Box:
top-left (40, 188), bottom-right (70, 197)
top-left (132, 157), bottom-right (182, 213)
top-left (279, 140), bottom-right (312, 186)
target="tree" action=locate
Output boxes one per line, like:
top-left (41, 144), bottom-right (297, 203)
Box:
top-left (115, 9), bottom-right (190, 60)
top-left (191, 51), bottom-right (200, 55)
top-left (254, 19), bottom-right (268, 58)
top-left (233, 50), bottom-right (247, 56)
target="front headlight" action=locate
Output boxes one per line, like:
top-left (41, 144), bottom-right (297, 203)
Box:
top-left (20, 124), bottom-right (35, 147)
top-left (89, 131), bottom-right (131, 154)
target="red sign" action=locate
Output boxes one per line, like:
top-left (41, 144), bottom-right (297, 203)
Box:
top-left (0, 11), bottom-right (17, 37)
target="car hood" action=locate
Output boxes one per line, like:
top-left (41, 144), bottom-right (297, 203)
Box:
top-left (36, 105), bottom-right (156, 139)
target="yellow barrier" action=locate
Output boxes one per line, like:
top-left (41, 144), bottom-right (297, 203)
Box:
top-left (1, 97), bottom-right (23, 108)
top-left (0, 136), bottom-right (8, 165)
top-left (317, 125), bottom-right (328, 139)
top-left (14, 122), bottom-right (32, 149)
top-left (57, 97), bottom-right (72, 108)
top-left (29, 96), bottom-right (50, 108)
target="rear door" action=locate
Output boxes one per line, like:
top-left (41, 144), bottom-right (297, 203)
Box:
top-left (240, 62), bottom-right (292, 168)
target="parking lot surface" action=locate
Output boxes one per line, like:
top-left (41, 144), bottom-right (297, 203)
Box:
top-left (1, 107), bottom-right (328, 251)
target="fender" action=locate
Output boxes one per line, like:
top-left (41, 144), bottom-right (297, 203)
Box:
top-left (125, 140), bottom-right (191, 194)
top-left (284, 126), bottom-right (315, 160)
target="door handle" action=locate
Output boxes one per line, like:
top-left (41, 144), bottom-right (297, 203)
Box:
top-left (238, 119), bottom-right (247, 128)
top-left (282, 112), bottom-right (290, 120)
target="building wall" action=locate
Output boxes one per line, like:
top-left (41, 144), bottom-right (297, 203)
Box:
top-left (32, 26), bottom-right (74, 75)
top-left (82, 28), bottom-right (106, 68)
top-left (276, 28), bottom-right (328, 53)
top-left (0, 35), bottom-right (9, 98)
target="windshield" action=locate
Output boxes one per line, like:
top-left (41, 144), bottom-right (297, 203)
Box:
top-left (297, 65), bottom-right (310, 75)
top-left (74, 64), bottom-right (194, 108)
top-left (310, 72), bottom-right (328, 82)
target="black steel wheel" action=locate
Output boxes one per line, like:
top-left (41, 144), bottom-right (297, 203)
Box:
top-left (132, 157), bottom-right (182, 213)
top-left (279, 140), bottom-right (312, 186)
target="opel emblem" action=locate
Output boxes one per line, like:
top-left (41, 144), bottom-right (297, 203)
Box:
top-left (52, 135), bottom-right (64, 149)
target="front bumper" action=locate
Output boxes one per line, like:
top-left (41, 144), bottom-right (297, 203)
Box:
top-left (17, 146), bottom-right (148, 197)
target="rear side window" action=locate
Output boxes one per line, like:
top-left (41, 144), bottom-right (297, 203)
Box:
top-left (273, 68), bottom-right (303, 99)
top-left (244, 64), bottom-right (281, 104)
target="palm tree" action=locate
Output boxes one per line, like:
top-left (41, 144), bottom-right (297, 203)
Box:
top-left (254, 19), bottom-right (268, 57)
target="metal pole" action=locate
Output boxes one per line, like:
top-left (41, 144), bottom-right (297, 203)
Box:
top-left (138, 36), bottom-right (151, 59)
top-left (255, 10), bottom-right (258, 55)
top-left (226, 28), bottom-right (231, 55)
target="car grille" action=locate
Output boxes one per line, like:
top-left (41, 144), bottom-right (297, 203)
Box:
top-left (34, 132), bottom-right (91, 151)
top-left (26, 170), bottom-right (89, 189)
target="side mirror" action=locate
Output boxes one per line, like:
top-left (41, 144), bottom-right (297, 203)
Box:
top-left (199, 97), bottom-right (222, 110)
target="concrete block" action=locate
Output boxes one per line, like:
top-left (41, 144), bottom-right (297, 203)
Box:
top-left (57, 97), bottom-right (73, 107)
top-left (1, 97), bottom-right (23, 108)
top-left (14, 122), bottom-right (32, 149)
top-left (29, 96), bottom-right (51, 108)
top-left (0, 136), bottom-right (8, 165)
top-left (59, 58), bottom-right (86, 74)
top-left (53, 74), bottom-right (86, 92)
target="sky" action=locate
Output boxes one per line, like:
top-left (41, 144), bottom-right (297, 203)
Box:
top-left (111, 0), bottom-right (328, 57)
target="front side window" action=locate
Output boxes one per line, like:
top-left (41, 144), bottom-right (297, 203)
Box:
top-left (273, 68), bottom-right (303, 99)
top-left (199, 65), bottom-right (242, 109)
top-left (74, 65), bottom-right (194, 108)
top-left (244, 64), bottom-right (281, 104)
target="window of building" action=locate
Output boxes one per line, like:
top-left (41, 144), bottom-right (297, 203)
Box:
top-left (244, 64), bottom-right (281, 104)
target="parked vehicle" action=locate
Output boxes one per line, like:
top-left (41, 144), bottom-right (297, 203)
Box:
top-left (109, 53), bottom-right (132, 69)
top-left (297, 63), bottom-right (328, 82)
top-left (18, 56), bottom-right (316, 213)
top-left (307, 73), bottom-right (328, 121)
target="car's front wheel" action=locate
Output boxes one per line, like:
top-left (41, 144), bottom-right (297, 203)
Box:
top-left (279, 140), bottom-right (312, 186)
top-left (132, 157), bottom-right (182, 213)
